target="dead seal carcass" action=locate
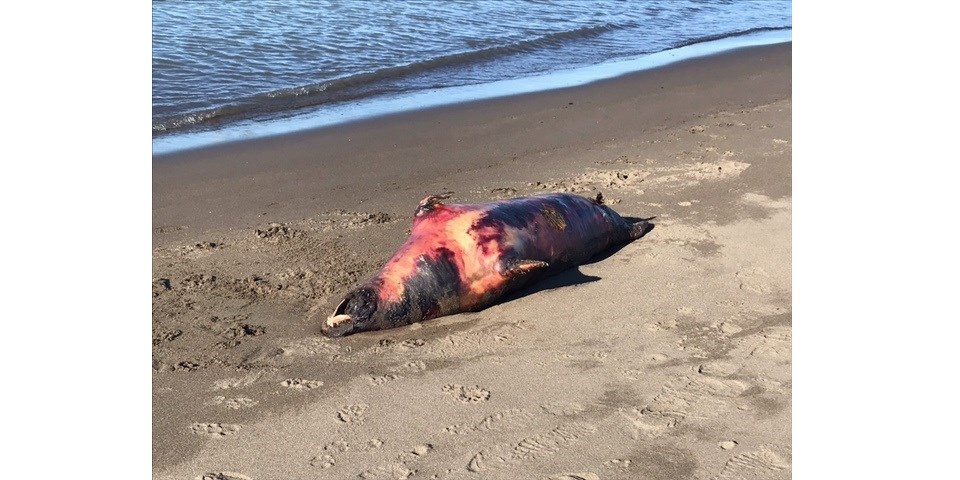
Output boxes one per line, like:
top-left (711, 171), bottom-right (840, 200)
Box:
top-left (322, 192), bottom-right (653, 337)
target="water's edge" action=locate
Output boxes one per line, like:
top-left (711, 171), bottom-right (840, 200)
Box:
top-left (153, 29), bottom-right (790, 156)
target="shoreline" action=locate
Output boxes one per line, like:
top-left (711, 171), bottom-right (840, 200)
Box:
top-left (153, 42), bottom-right (791, 478)
top-left (154, 42), bottom-right (790, 242)
top-left (153, 30), bottom-right (790, 156)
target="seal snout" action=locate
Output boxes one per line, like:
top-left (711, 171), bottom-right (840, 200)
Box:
top-left (321, 287), bottom-right (379, 337)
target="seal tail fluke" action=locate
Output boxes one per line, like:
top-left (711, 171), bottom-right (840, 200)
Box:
top-left (629, 220), bottom-right (655, 240)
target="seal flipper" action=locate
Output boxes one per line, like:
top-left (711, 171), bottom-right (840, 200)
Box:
top-left (415, 192), bottom-right (454, 217)
top-left (629, 220), bottom-right (655, 240)
top-left (500, 259), bottom-right (550, 278)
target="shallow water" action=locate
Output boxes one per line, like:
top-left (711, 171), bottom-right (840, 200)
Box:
top-left (153, 1), bottom-right (791, 135)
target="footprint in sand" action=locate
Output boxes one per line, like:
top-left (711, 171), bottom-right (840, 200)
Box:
top-left (359, 463), bottom-right (413, 480)
top-left (713, 446), bottom-right (791, 480)
top-left (467, 422), bottom-right (597, 472)
top-left (638, 375), bottom-right (751, 430)
top-left (189, 423), bottom-right (241, 437)
top-left (442, 384), bottom-right (490, 404)
top-left (337, 404), bottom-right (368, 423)
top-left (623, 407), bottom-right (679, 439)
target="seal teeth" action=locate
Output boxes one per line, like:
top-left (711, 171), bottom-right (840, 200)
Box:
top-left (326, 314), bottom-right (352, 328)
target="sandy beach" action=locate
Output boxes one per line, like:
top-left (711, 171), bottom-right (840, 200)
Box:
top-left (153, 41), bottom-right (791, 480)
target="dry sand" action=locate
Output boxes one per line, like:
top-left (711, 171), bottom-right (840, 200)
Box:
top-left (153, 43), bottom-right (791, 480)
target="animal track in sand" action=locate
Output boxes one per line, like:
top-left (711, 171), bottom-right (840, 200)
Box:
top-left (196, 473), bottom-right (252, 480)
top-left (309, 454), bottom-right (335, 469)
top-left (367, 374), bottom-right (401, 386)
top-left (363, 438), bottom-right (386, 450)
top-left (189, 423), bottom-right (241, 437)
top-left (444, 409), bottom-right (537, 435)
top-left (467, 422), bottom-right (597, 472)
top-left (306, 209), bottom-right (395, 232)
top-left (313, 437), bottom-right (385, 469)
top-left (281, 378), bottom-right (323, 390)
top-left (398, 338), bottom-right (426, 349)
top-left (172, 240), bottom-right (223, 259)
top-left (337, 404), bottom-right (368, 423)
top-left (604, 458), bottom-right (632, 471)
top-left (212, 372), bottom-right (264, 390)
top-left (322, 439), bottom-right (351, 453)
top-left (713, 447), bottom-right (790, 480)
top-left (442, 384), bottom-right (490, 404)
top-left (205, 396), bottom-right (258, 409)
top-left (397, 360), bottom-right (426, 372)
top-left (254, 222), bottom-right (303, 242)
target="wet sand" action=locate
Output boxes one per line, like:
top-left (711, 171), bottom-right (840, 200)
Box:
top-left (153, 42), bottom-right (791, 480)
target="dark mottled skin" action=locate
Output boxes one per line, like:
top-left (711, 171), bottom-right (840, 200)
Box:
top-left (323, 193), bottom-right (653, 336)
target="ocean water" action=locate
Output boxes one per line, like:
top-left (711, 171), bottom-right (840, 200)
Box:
top-left (153, 0), bottom-right (791, 151)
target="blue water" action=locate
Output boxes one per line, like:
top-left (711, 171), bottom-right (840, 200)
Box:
top-left (153, 0), bottom-right (791, 152)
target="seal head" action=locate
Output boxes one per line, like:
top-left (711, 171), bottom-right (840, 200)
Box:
top-left (322, 286), bottom-right (382, 337)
